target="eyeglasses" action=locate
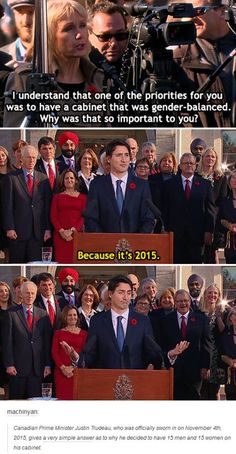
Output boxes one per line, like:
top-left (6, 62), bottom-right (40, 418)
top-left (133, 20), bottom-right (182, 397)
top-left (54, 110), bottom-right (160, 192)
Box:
top-left (91, 30), bottom-right (129, 42)
top-left (181, 161), bottom-right (196, 165)
top-left (194, 6), bottom-right (219, 16)
top-left (136, 165), bottom-right (150, 170)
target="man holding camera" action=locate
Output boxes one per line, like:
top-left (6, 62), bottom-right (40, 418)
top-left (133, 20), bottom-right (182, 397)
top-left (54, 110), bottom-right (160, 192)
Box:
top-left (173, 0), bottom-right (236, 126)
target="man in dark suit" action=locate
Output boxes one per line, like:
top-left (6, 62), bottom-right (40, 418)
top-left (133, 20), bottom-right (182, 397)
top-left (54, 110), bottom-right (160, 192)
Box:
top-left (34, 273), bottom-right (61, 331)
top-left (2, 281), bottom-right (51, 399)
top-left (55, 267), bottom-right (80, 311)
top-left (1, 145), bottom-right (52, 263)
top-left (55, 131), bottom-right (79, 174)
top-left (159, 289), bottom-right (211, 400)
top-left (84, 139), bottom-right (155, 233)
top-left (163, 152), bottom-right (216, 263)
top-left (62, 275), bottom-right (163, 369)
top-left (35, 136), bottom-right (59, 193)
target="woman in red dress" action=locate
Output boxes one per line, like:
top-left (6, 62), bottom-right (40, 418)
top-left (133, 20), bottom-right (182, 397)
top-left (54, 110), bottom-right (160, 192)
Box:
top-left (52, 305), bottom-right (87, 400)
top-left (50, 169), bottom-right (87, 263)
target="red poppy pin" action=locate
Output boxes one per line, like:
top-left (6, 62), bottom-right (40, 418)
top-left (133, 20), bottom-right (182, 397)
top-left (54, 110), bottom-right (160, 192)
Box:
top-left (129, 182), bottom-right (136, 190)
top-left (130, 318), bottom-right (137, 326)
top-left (34, 316), bottom-right (39, 322)
top-left (214, 175), bottom-right (220, 181)
top-left (190, 317), bottom-right (196, 323)
top-left (35, 179), bottom-right (40, 188)
top-left (86, 85), bottom-right (98, 94)
top-left (194, 181), bottom-right (200, 187)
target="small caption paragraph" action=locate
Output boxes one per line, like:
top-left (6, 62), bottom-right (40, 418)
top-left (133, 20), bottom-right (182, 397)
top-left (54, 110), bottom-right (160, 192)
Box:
top-left (5, 90), bottom-right (229, 126)
top-left (8, 422), bottom-right (232, 451)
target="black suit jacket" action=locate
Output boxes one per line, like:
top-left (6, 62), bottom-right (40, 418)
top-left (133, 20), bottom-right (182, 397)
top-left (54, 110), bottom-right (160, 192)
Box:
top-left (159, 310), bottom-right (211, 383)
top-left (163, 174), bottom-right (215, 242)
top-left (55, 154), bottom-right (79, 174)
top-left (34, 295), bottom-right (61, 331)
top-left (84, 174), bottom-right (155, 233)
top-left (34, 158), bottom-right (60, 193)
top-left (2, 305), bottom-right (51, 377)
top-left (79, 308), bottom-right (163, 369)
top-left (55, 290), bottom-right (80, 311)
top-left (1, 169), bottom-right (52, 240)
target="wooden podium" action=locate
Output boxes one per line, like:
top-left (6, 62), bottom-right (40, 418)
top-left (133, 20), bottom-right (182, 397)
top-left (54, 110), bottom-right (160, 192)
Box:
top-left (73, 368), bottom-right (174, 400)
top-left (73, 232), bottom-right (173, 264)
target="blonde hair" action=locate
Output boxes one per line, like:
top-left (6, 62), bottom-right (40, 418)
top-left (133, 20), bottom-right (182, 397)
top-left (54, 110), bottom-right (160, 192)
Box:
top-left (202, 283), bottom-right (221, 312)
top-left (47, 0), bottom-right (87, 69)
top-left (197, 147), bottom-right (223, 177)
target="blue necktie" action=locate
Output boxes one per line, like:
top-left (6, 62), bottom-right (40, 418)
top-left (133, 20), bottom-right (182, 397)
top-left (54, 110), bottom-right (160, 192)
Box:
top-left (117, 316), bottom-right (124, 352)
top-left (116, 180), bottom-right (124, 214)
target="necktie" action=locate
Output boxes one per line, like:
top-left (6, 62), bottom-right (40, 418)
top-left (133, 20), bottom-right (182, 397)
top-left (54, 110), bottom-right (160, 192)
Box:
top-left (116, 316), bottom-right (125, 352)
top-left (116, 180), bottom-right (124, 214)
top-left (27, 173), bottom-right (34, 197)
top-left (47, 300), bottom-right (55, 325)
top-left (48, 163), bottom-right (55, 190)
top-left (67, 159), bottom-right (73, 170)
top-left (185, 179), bottom-right (191, 200)
top-left (192, 299), bottom-right (199, 311)
top-left (181, 315), bottom-right (187, 339)
top-left (26, 308), bottom-right (33, 331)
top-left (67, 295), bottom-right (73, 305)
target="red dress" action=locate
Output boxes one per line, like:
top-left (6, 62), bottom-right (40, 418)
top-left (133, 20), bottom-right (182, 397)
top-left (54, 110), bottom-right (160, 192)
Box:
top-left (50, 193), bottom-right (87, 263)
top-left (52, 329), bottom-right (87, 400)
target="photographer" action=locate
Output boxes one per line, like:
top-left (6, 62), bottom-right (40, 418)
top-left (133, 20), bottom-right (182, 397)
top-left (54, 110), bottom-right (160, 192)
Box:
top-left (173, 0), bottom-right (236, 126)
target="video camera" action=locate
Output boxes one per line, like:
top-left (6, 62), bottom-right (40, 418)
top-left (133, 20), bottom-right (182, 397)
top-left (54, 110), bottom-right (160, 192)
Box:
top-left (123, 2), bottom-right (197, 48)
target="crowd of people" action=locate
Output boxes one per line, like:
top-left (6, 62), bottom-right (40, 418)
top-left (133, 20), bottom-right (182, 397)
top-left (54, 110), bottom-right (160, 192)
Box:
top-left (0, 131), bottom-right (234, 264)
top-left (0, 269), bottom-right (236, 401)
top-left (0, 0), bottom-right (235, 127)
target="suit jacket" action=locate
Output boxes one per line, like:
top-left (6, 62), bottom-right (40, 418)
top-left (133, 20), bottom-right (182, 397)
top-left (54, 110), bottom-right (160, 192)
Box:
top-left (159, 310), bottom-right (211, 383)
top-left (34, 158), bottom-right (60, 193)
top-left (1, 169), bottom-right (52, 240)
top-left (2, 305), bottom-right (51, 377)
top-left (163, 174), bottom-right (215, 242)
top-left (79, 308), bottom-right (163, 369)
top-left (56, 290), bottom-right (80, 311)
top-left (55, 154), bottom-right (79, 175)
top-left (34, 295), bottom-right (61, 332)
top-left (84, 174), bottom-right (155, 233)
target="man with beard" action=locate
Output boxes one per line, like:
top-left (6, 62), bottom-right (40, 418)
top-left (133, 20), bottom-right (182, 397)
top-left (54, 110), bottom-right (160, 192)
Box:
top-left (0, 0), bottom-right (35, 64)
top-left (56, 268), bottom-right (80, 311)
top-left (187, 273), bottom-right (204, 312)
top-left (190, 138), bottom-right (207, 165)
top-left (55, 132), bottom-right (79, 174)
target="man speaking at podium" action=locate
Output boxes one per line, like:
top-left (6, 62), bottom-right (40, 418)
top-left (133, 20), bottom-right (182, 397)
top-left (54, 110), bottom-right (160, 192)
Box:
top-left (62, 275), bottom-right (188, 370)
top-left (84, 139), bottom-right (155, 233)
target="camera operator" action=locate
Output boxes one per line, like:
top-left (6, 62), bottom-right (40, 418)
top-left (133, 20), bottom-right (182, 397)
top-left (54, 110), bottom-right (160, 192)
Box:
top-left (173, 0), bottom-right (236, 126)
top-left (88, 2), bottom-right (129, 73)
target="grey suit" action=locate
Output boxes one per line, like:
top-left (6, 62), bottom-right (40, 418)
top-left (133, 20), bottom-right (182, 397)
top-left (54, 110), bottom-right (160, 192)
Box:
top-left (1, 169), bottom-right (52, 262)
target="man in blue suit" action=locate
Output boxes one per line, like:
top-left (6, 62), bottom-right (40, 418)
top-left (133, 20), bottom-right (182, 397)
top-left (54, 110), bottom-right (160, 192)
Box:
top-left (62, 275), bottom-right (188, 370)
top-left (84, 139), bottom-right (155, 233)
top-left (62, 275), bottom-right (162, 369)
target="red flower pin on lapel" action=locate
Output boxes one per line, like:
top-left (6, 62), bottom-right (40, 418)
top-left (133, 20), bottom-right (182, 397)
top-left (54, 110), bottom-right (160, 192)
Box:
top-left (129, 182), bottom-right (136, 190)
top-left (35, 179), bottom-right (40, 188)
top-left (194, 181), bottom-right (200, 187)
top-left (130, 318), bottom-right (137, 326)
top-left (190, 317), bottom-right (196, 323)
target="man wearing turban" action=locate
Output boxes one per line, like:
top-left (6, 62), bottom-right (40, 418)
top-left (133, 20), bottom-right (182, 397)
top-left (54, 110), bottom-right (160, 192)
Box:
top-left (56, 268), bottom-right (80, 311)
top-left (56, 132), bottom-right (79, 174)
